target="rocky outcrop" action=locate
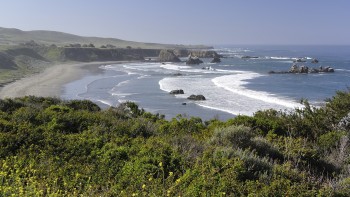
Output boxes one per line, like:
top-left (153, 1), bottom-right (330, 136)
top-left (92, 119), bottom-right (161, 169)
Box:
top-left (319, 66), bottom-right (334, 73)
top-left (241, 56), bottom-right (258, 59)
top-left (289, 64), bottom-right (309, 73)
top-left (173, 49), bottom-right (222, 58)
top-left (293, 58), bottom-right (307, 63)
top-left (269, 64), bottom-right (335, 74)
top-left (158, 49), bottom-right (181, 62)
top-left (170, 89), bottom-right (184, 94)
top-left (311, 59), bottom-right (319, 63)
top-left (187, 94), bottom-right (206, 100)
top-left (211, 56), bottom-right (221, 63)
top-left (173, 73), bottom-right (183, 76)
top-left (186, 55), bottom-right (203, 65)
top-left (202, 66), bottom-right (216, 71)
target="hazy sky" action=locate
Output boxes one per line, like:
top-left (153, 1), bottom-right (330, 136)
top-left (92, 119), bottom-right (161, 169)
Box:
top-left (1, 0), bottom-right (349, 45)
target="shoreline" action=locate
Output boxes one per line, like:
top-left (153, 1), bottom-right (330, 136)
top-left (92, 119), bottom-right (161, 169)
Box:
top-left (0, 61), bottom-right (132, 99)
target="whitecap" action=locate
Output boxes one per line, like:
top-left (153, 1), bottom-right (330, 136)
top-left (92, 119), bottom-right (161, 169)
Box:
top-left (96, 99), bottom-right (113, 106)
top-left (159, 72), bottom-right (302, 116)
top-left (212, 73), bottom-right (303, 109)
top-left (268, 56), bottom-right (293, 60)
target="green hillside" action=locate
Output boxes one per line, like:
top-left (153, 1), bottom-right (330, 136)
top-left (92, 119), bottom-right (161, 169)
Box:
top-left (0, 90), bottom-right (349, 196)
top-left (0, 27), bottom-right (211, 49)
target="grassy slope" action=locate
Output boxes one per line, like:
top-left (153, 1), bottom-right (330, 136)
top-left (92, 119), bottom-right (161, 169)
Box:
top-left (0, 26), bottom-right (213, 86)
top-left (0, 45), bottom-right (161, 85)
top-left (0, 27), bottom-right (211, 49)
top-left (0, 45), bottom-right (51, 85)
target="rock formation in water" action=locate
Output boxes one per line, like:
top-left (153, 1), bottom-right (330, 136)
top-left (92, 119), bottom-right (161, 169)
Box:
top-left (170, 89), bottom-right (184, 94)
top-left (269, 64), bottom-right (335, 74)
top-left (211, 56), bottom-right (221, 63)
top-left (158, 49), bottom-right (181, 62)
top-left (187, 94), bottom-right (206, 100)
top-left (186, 54), bottom-right (203, 65)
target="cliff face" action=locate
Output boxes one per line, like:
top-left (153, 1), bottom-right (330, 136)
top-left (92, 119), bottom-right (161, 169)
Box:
top-left (1, 46), bottom-right (221, 68)
top-left (158, 50), bottom-right (181, 62)
top-left (173, 49), bottom-right (221, 58)
top-left (62, 48), bottom-right (161, 62)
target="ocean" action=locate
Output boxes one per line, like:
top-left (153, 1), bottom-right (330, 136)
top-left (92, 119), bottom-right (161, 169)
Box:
top-left (61, 45), bottom-right (350, 121)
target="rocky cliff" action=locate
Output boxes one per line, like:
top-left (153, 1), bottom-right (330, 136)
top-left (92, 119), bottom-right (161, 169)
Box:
top-left (158, 50), bottom-right (181, 62)
top-left (174, 49), bottom-right (221, 58)
top-left (62, 48), bottom-right (160, 62)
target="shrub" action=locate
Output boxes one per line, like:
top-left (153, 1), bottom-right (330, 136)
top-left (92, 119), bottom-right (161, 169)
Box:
top-left (210, 125), bottom-right (254, 149)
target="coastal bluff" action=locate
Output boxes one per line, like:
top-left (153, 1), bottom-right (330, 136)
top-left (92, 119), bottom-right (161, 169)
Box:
top-left (158, 49), bottom-right (221, 63)
top-left (0, 45), bottom-right (220, 66)
top-left (0, 43), bottom-right (219, 85)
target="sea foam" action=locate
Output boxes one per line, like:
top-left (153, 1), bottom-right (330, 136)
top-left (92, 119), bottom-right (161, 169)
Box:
top-left (212, 73), bottom-right (303, 109)
top-left (159, 71), bottom-right (302, 116)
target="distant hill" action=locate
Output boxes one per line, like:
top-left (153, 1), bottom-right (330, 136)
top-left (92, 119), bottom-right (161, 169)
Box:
top-left (0, 27), bottom-right (211, 49)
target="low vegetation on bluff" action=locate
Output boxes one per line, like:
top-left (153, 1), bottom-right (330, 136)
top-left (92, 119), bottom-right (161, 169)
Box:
top-left (0, 90), bottom-right (350, 196)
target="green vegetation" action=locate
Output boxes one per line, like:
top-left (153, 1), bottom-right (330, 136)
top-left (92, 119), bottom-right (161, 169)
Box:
top-left (0, 26), bottom-right (212, 87)
top-left (0, 27), bottom-right (211, 50)
top-left (0, 90), bottom-right (349, 196)
top-left (0, 42), bottom-right (157, 86)
top-left (0, 45), bottom-right (51, 85)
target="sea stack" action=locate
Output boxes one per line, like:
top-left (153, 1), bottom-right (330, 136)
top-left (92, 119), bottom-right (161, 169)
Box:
top-left (186, 54), bottom-right (203, 65)
top-left (158, 49), bottom-right (181, 62)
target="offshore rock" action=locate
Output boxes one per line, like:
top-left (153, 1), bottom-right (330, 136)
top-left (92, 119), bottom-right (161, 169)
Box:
top-left (170, 89), bottom-right (184, 94)
top-left (186, 55), bottom-right (203, 65)
top-left (158, 49), bottom-right (181, 62)
top-left (269, 65), bottom-right (335, 74)
top-left (293, 58), bottom-right (307, 63)
top-left (187, 94), bottom-right (206, 100)
top-left (311, 59), bottom-right (319, 63)
top-left (174, 50), bottom-right (222, 58)
top-left (211, 56), bottom-right (221, 63)
top-left (241, 56), bottom-right (258, 59)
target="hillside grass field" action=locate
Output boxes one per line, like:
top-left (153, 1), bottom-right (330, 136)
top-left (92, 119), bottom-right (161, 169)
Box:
top-left (0, 27), bottom-right (211, 50)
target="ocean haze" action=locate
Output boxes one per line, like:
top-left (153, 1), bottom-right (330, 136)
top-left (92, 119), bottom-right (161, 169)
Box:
top-left (0, 0), bottom-right (349, 45)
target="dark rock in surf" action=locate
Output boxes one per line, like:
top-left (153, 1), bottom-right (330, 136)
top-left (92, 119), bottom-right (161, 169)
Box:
top-left (241, 56), bottom-right (258, 59)
top-left (186, 55), bottom-right (203, 65)
top-left (187, 94), bottom-right (206, 101)
top-left (170, 89), bottom-right (184, 94)
top-left (211, 56), bottom-right (221, 63)
top-left (173, 73), bottom-right (183, 76)
top-left (293, 58), bottom-right (307, 63)
top-left (311, 59), bottom-right (319, 63)
top-left (269, 64), bottom-right (335, 74)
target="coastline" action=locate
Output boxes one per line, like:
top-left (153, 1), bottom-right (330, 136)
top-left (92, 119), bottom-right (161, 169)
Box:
top-left (0, 61), bottom-right (130, 99)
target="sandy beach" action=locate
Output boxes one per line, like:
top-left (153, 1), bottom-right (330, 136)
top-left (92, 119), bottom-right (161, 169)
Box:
top-left (0, 61), bottom-right (125, 99)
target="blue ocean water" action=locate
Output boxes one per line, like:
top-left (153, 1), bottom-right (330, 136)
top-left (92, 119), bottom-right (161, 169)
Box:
top-left (62, 45), bottom-right (350, 120)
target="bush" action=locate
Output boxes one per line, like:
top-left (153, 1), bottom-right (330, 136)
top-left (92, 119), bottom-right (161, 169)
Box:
top-left (210, 125), bottom-right (254, 149)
